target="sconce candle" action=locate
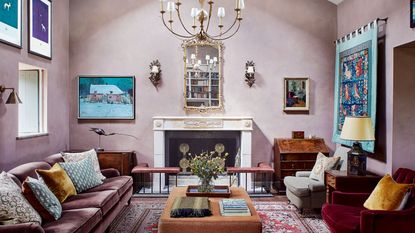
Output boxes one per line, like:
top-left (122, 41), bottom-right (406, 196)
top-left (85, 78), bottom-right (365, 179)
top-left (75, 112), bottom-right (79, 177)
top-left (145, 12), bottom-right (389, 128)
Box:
top-left (245, 61), bottom-right (256, 87)
top-left (149, 60), bottom-right (162, 89)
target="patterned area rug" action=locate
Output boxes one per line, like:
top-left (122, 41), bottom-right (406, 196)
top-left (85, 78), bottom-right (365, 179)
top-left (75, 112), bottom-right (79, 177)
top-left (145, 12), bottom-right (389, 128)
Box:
top-left (108, 199), bottom-right (329, 233)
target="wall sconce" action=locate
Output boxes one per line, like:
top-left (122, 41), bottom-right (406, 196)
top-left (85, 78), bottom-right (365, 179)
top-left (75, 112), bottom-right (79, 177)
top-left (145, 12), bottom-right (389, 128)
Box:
top-left (149, 60), bottom-right (162, 89)
top-left (245, 61), bottom-right (256, 87)
top-left (0, 85), bottom-right (22, 104)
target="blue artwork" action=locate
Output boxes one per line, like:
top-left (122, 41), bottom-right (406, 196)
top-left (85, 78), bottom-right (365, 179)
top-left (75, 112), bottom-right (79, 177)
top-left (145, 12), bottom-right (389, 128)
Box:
top-left (333, 21), bottom-right (378, 152)
top-left (32, 0), bottom-right (48, 43)
top-left (0, 0), bottom-right (18, 28)
top-left (78, 76), bottom-right (135, 119)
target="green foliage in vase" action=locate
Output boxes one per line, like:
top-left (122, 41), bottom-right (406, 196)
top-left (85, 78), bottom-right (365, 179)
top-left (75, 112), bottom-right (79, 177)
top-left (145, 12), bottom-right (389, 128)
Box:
top-left (189, 151), bottom-right (228, 186)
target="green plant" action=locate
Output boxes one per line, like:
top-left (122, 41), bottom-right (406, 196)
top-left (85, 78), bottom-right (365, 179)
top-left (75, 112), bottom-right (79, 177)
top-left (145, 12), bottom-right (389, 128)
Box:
top-left (189, 151), bottom-right (228, 192)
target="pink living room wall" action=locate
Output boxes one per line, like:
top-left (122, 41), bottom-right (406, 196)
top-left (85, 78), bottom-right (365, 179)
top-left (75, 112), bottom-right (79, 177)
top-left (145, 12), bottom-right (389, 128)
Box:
top-left (68, 0), bottom-right (337, 166)
top-left (0, 0), bottom-right (70, 171)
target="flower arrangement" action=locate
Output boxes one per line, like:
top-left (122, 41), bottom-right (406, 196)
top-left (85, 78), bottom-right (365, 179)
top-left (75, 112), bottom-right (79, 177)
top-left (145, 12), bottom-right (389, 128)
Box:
top-left (189, 151), bottom-right (228, 193)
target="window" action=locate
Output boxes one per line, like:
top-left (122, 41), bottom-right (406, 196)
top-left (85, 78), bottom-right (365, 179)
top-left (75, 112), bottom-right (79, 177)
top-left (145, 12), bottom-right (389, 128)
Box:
top-left (18, 63), bottom-right (47, 138)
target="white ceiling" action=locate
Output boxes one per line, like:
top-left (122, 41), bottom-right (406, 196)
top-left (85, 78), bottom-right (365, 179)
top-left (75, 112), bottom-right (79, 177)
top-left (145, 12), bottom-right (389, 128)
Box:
top-left (328, 0), bottom-right (344, 5)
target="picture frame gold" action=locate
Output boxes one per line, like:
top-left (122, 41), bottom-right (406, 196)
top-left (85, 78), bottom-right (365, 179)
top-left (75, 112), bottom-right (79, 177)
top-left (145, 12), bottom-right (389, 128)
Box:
top-left (283, 77), bottom-right (310, 113)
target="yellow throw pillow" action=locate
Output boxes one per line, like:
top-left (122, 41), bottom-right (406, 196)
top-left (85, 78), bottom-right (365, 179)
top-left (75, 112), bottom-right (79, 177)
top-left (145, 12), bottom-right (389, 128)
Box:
top-left (36, 163), bottom-right (77, 203)
top-left (364, 174), bottom-right (414, 211)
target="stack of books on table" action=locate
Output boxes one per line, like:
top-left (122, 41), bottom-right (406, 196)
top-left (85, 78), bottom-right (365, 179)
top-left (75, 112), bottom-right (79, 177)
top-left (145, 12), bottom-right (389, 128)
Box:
top-left (219, 199), bottom-right (251, 216)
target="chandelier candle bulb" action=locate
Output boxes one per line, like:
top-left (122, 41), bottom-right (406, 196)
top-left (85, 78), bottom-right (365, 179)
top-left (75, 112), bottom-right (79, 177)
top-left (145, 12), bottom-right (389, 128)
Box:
top-left (213, 56), bottom-right (218, 62)
top-left (247, 66), bottom-right (254, 74)
top-left (160, 0), bottom-right (166, 12)
top-left (151, 65), bottom-right (159, 73)
top-left (205, 55), bottom-right (210, 61)
top-left (209, 59), bottom-right (214, 64)
top-left (239, 0), bottom-right (245, 10)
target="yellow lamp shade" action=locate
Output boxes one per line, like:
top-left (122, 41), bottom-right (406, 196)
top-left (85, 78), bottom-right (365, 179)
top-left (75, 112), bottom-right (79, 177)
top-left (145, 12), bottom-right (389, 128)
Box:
top-left (340, 116), bottom-right (375, 141)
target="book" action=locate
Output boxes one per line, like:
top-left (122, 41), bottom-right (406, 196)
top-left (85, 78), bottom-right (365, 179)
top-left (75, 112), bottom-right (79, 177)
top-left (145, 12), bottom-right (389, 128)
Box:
top-left (219, 201), bottom-right (251, 216)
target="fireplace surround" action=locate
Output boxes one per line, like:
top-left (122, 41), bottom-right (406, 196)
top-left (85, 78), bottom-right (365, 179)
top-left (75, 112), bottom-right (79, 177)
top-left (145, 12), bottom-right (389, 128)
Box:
top-left (153, 116), bottom-right (253, 190)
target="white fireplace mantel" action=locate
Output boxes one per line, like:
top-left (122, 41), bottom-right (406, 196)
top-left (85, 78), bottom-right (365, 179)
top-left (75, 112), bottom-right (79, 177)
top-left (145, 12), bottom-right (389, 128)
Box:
top-left (152, 116), bottom-right (254, 190)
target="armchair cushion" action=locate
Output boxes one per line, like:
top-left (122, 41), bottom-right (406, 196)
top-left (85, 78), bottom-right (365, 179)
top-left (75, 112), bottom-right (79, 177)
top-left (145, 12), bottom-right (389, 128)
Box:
top-left (284, 176), bottom-right (310, 197)
top-left (308, 180), bottom-right (325, 192)
top-left (363, 174), bottom-right (413, 211)
top-left (332, 191), bottom-right (371, 207)
top-left (322, 203), bottom-right (363, 233)
top-left (295, 171), bottom-right (311, 177)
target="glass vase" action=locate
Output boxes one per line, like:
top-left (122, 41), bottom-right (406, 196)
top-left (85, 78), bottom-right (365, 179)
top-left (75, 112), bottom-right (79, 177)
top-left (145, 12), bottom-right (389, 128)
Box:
top-left (198, 177), bottom-right (214, 193)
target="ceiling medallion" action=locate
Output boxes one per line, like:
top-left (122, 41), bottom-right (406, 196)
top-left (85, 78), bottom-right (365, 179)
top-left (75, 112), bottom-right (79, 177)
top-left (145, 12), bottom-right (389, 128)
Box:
top-left (159, 0), bottom-right (245, 41)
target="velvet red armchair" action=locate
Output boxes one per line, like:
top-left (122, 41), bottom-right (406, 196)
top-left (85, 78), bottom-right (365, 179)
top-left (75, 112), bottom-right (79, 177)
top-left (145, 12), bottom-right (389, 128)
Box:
top-left (322, 168), bottom-right (415, 233)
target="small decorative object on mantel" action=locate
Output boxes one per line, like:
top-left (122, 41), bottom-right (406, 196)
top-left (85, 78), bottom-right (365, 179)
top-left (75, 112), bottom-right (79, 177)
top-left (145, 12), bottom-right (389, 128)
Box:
top-left (283, 77), bottom-right (310, 113)
top-left (149, 60), bottom-right (162, 89)
top-left (89, 127), bottom-right (138, 151)
top-left (189, 151), bottom-right (228, 193)
top-left (411, 0), bottom-right (415, 28)
top-left (245, 61), bottom-right (256, 87)
top-left (340, 116), bottom-right (375, 176)
top-left (292, 131), bottom-right (305, 139)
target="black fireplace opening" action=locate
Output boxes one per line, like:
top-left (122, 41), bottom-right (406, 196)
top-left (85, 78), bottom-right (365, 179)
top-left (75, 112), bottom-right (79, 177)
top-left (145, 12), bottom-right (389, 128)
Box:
top-left (165, 131), bottom-right (241, 170)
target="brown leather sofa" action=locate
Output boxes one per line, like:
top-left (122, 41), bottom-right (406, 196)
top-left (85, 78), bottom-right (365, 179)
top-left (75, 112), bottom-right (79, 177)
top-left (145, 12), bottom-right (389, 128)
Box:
top-left (0, 154), bottom-right (133, 233)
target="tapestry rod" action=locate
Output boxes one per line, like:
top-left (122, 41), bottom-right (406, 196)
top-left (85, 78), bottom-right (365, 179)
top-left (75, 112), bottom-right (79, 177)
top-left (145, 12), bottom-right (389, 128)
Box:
top-left (334, 17), bottom-right (388, 44)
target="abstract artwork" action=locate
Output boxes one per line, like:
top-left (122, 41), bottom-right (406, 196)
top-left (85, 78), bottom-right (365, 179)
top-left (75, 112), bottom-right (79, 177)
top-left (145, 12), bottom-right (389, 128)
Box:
top-left (283, 77), bottom-right (309, 112)
top-left (333, 21), bottom-right (378, 152)
top-left (411, 0), bottom-right (415, 28)
top-left (78, 76), bottom-right (135, 120)
top-left (28, 0), bottom-right (51, 59)
top-left (0, 0), bottom-right (21, 47)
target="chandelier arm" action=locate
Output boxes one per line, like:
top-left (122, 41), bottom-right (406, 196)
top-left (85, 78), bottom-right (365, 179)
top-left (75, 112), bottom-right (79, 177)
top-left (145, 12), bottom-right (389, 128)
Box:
top-left (205, 20), bottom-right (241, 41)
top-left (161, 13), bottom-right (196, 39)
top-left (176, 5), bottom-right (196, 36)
top-left (205, 2), bottom-right (213, 33)
top-left (210, 13), bottom-right (239, 38)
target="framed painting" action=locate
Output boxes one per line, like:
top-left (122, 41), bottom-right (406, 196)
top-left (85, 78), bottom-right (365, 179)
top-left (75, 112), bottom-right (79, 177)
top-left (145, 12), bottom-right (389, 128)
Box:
top-left (283, 77), bottom-right (310, 112)
top-left (28, 0), bottom-right (51, 59)
top-left (78, 76), bottom-right (136, 120)
top-left (411, 0), bottom-right (415, 28)
top-left (0, 0), bottom-right (22, 48)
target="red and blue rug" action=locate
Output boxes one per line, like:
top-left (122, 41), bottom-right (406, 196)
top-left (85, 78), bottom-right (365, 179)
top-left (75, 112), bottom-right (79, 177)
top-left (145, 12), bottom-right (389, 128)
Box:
top-left (109, 199), bottom-right (329, 233)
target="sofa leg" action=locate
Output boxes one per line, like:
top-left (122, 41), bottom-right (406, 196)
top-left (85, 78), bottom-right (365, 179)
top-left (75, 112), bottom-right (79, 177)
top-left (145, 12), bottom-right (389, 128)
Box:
top-left (127, 198), bottom-right (132, 205)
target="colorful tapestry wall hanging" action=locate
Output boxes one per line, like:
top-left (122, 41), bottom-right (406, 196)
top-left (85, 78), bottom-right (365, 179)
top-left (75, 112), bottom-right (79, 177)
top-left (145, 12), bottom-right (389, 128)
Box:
top-left (332, 20), bottom-right (378, 152)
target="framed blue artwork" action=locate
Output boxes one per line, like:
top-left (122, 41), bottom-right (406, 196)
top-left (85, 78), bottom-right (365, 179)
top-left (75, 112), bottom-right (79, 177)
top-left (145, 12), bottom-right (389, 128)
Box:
top-left (28, 0), bottom-right (51, 59)
top-left (411, 0), bottom-right (415, 28)
top-left (0, 0), bottom-right (22, 48)
top-left (78, 76), bottom-right (136, 120)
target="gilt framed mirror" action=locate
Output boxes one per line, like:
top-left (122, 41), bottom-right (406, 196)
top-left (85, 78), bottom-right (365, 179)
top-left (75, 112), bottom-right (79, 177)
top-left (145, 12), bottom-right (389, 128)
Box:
top-left (182, 38), bottom-right (223, 113)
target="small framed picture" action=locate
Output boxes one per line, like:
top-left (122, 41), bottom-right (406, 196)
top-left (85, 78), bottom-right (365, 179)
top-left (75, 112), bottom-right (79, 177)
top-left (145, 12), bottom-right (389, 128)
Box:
top-left (411, 0), bottom-right (415, 28)
top-left (283, 77), bottom-right (310, 112)
top-left (28, 0), bottom-right (52, 59)
top-left (78, 76), bottom-right (136, 120)
top-left (0, 0), bottom-right (22, 48)
top-left (292, 131), bottom-right (305, 139)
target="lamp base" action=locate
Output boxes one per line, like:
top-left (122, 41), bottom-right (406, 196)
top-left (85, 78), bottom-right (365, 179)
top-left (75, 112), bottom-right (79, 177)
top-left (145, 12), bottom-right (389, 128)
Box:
top-left (347, 142), bottom-right (367, 176)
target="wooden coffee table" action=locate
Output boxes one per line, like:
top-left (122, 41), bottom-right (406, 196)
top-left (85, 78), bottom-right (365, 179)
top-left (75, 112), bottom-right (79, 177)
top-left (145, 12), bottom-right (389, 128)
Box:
top-left (158, 187), bottom-right (262, 233)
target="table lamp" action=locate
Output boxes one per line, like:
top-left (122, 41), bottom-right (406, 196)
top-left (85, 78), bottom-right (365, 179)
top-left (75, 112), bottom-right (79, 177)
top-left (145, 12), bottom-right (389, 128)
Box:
top-left (340, 116), bottom-right (375, 176)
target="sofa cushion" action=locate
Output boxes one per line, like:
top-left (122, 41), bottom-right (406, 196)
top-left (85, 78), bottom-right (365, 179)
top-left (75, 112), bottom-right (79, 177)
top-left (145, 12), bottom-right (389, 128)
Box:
top-left (309, 153), bottom-right (340, 182)
top-left (0, 182), bottom-right (42, 224)
top-left (85, 176), bottom-right (133, 197)
top-left (8, 162), bottom-right (51, 183)
top-left (42, 207), bottom-right (101, 233)
top-left (0, 171), bottom-right (21, 193)
top-left (60, 157), bottom-right (103, 193)
top-left (322, 203), bottom-right (363, 233)
top-left (62, 149), bottom-right (106, 180)
top-left (22, 177), bottom-right (63, 221)
top-left (36, 163), bottom-right (77, 203)
top-left (62, 190), bottom-right (119, 215)
top-left (284, 176), bottom-right (311, 197)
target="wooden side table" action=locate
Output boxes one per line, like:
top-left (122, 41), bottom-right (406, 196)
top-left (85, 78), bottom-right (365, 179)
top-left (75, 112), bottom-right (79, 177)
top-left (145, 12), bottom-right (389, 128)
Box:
top-left (97, 151), bottom-right (135, 176)
top-left (324, 170), bottom-right (381, 203)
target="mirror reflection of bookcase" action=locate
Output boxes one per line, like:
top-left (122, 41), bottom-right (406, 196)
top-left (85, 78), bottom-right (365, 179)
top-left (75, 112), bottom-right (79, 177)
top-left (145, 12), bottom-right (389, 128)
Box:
top-left (183, 39), bottom-right (223, 112)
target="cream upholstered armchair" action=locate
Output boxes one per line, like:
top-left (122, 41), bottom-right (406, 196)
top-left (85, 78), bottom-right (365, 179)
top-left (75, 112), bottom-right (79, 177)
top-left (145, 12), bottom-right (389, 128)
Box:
top-left (283, 149), bottom-right (347, 213)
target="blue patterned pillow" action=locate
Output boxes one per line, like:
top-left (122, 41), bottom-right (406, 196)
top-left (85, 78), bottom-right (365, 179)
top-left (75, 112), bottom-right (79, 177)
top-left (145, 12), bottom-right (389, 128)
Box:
top-left (25, 177), bottom-right (62, 220)
top-left (60, 157), bottom-right (103, 193)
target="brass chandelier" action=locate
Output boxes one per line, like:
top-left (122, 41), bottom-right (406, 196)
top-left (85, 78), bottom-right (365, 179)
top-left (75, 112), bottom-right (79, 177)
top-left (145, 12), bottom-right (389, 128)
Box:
top-left (160, 0), bottom-right (245, 41)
